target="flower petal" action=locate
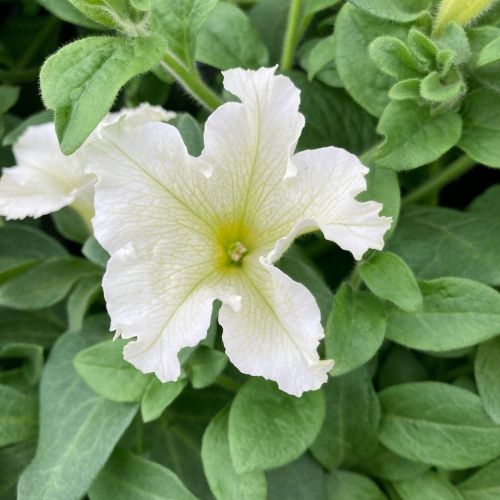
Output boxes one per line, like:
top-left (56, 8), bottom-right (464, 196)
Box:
top-left (87, 120), bottom-right (242, 380)
top-left (104, 243), bottom-right (239, 381)
top-left (0, 123), bottom-right (94, 219)
top-left (200, 67), bottom-right (305, 237)
top-left (219, 256), bottom-right (333, 397)
top-left (87, 121), bottom-right (218, 255)
top-left (268, 147), bottom-right (392, 262)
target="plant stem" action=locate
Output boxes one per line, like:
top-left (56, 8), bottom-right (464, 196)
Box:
top-left (280, 0), bottom-right (303, 71)
top-left (160, 51), bottom-right (223, 112)
top-left (402, 155), bottom-right (476, 206)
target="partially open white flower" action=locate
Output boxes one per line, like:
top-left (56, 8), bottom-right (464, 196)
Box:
top-left (0, 104), bottom-right (175, 226)
top-left (87, 67), bottom-right (391, 396)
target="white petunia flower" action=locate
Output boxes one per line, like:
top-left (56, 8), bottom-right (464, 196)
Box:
top-left (87, 67), bottom-right (391, 397)
top-left (0, 104), bottom-right (175, 227)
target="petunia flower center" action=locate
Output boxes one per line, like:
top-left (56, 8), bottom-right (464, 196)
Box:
top-left (227, 241), bottom-right (248, 264)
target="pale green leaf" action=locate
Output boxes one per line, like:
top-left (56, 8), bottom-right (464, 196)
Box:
top-left (228, 378), bottom-right (325, 473)
top-left (475, 336), bottom-right (500, 424)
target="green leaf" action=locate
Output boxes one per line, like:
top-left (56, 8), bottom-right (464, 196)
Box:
top-left (196, 2), bottom-right (268, 70)
top-left (311, 366), bottom-right (380, 469)
top-left (386, 277), bottom-right (500, 351)
top-left (140, 377), bottom-right (186, 423)
top-left (279, 247), bottom-right (333, 326)
top-left (379, 382), bottom-right (500, 469)
top-left (369, 36), bottom-right (422, 79)
top-left (0, 224), bottom-right (67, 279)
top-left (348, 0), bottom-right (431, 22)
top-left (375, 100), bottom-right (462, 170)
top-left (289, 71), bottom-right (378, 154)
top-left (460, 88), bottom-right (500, 168)
top-left (0, 441), bottom-right (36, 499)
top-left (377, 347), bottom-right (428, 390)
top-left (389, 78), bottom-right (421, 100)
top-left (88, 449), bottom-right (196, 500)
top-left (228, 378), bottom-right (325, 473)
top-left (0, 257), bottom-right (101, 310)
top-left (393, 471), bottom-right (463, 500)
top-left (359, 252), bottom-right (423, 312)
top-left (326, 470), bottom-right (386, 500)
top-left (458, 457), bottom-right (500, 500)
top-left (475, 336), bottom-right (500, 424)
top-left (306, 35), bottom-right (337, 83)
top-left (267, 454), bottom-right (326, 500)
top-left (185, 346), bottom-right (227, 389)
top-left (360, 443), bottom-right (429, 481)
top-left (151, 0), bottom-right (217, 69)
top-left (0, 384), bottom-right (37, 447)
top-left (51, 206), bottom-right (90, 244)
top-left (173, 113), bottom-right (204, 157)
top-left (387, 204), bottom-right (500, 286)
top-left (202, 408), bottom-right (267, 500)
top-left (35, 0), bottom-right (102, 28)
top-left (66, 275), bottom-right (102, 332)
top-left (437, 22), bottom-right (471, 64)
top-left (2, 110), bottom-right (52, 147)
top-left (74, 339), bottom-right (151, 403)
top-left (325, 284), bottom-right (385, 376)
top-left (0, 85), bottom-right (19, 116)
top-left (0, 343), bottom-right (44, 385)
top-left (359, 161), bottom-right (400, 234)
top-left (143, 387), bottom-right (230, 498)
top-left (336, 4), bottom-right (408, 117)
top-left (18, 317), bottom-right (137, 500)
top-left (66, 0), bottom-right (148, 28)
top-left (420, 70), bottom-right (464, 102)
top-left (248, 0), bottom-right (289, 64)
top-left (40, 35), bottom-right (166, 154)
top-left (82, 236), bottom-right (110, 268)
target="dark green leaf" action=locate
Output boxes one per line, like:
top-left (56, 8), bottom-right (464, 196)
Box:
top-left (196, 3), bottom-right (268, 70)
top-left (458, 457), bottom-right (500, 499)
top-left (311, 366), bottom-right (380, 469)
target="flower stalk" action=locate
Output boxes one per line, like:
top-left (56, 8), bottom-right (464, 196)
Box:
top-left (280, 0), bottom-right (303, 71)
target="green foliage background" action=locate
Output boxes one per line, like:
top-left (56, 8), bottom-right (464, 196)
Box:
top-left (2, 0), bottom-right (500, 498)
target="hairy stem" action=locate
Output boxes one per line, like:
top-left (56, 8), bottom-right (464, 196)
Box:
top-left (160, 52), bottom-right (223, 112)
top-left (402, 155), bottom-right (476, 206)
top-left (280, 0), bottom-right (303, 71)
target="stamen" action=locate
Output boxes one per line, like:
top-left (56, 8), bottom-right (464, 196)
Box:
top-left (227, 241), bottom-right (248, 263)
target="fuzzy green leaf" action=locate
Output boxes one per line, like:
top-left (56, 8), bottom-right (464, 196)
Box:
top-left (386, 277), bottom-right (500, 351)
top-left (359, 252), bottom-right (423, 312)
top-left (325, 284), bottom-right (386, 376)
top-left (311, 366), bottom-right (380, 469)
top-left (140, 377), bottom-right (186, 423)
top-left (0, 385), bottom-right (37, 447)
top-left (379, 382), bottom-right (500, 469)
top-left (196, 2), bottom-right (268, 70)
top-left (228, 378), bottom-right (325, 473)
top-left (369, 36), bottom-right (422, 79)
top-left (202, 408), bottom-right (267, 500)
top-left (88, 449), bottom-right (196, 500)
top-left (458, 458), bottom-right (500, 500)
top-left (18, 317), bottom-right (137, 500)
top-left (393, 471), bottom-right (463, 500)
top-left (74, 339), bottom-right (151, 403)
top-left (40, 35), bottom-right (166, 154)
top-left (375, 100), bottom-right (462, 170)
top-left (326, 470), bottom-right (386, 500)
top-left (348, 0), bottom-right (431, 22)
top-left (475, 336), bottom-right (500, 424)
